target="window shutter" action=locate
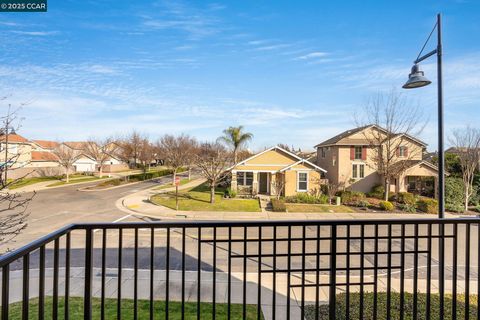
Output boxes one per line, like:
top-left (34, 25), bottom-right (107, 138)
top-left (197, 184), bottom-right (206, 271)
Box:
top-left (361, 147), bottom-right (367, 160)
top-left (350, 146), bottom-right (354, 160)
top-left (405, 147), bottom-right (409, 157)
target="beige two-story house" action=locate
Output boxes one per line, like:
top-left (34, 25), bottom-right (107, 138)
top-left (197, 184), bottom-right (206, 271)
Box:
top-left (315, 125), bottom-right (439, 197)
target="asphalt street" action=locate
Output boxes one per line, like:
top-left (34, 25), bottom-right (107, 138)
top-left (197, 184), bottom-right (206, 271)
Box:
top-left (4, 173), bottom-right (185, 251)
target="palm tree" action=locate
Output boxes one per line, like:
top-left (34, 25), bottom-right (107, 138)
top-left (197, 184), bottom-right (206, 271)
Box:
top-left (217, 126), bottom-right (253, 163)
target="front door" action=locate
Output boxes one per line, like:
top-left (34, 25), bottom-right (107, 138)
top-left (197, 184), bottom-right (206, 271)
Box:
top-left (259, 172), bottom-right (269, 194)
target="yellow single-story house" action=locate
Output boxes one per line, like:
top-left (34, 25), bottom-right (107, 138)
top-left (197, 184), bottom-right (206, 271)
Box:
top-left (229, 146), bottom-right (327, 197)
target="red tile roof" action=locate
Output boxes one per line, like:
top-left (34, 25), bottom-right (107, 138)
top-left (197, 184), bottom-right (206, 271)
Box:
top-left (31, 151), bottom-right (59, 162)
top-left (0, 133), bottom-right (29, 143)
top-left (63, 142), bottom-right (87, 150)
top-left (32, 140), bottom-right (59, 149)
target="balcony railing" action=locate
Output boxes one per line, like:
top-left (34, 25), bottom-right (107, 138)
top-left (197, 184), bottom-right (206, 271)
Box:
top-left (0, 219), bottom-right (479, 319)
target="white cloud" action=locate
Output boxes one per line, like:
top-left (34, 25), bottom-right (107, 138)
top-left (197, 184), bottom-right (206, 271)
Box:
top-left (295, 51), bottom-right (329, 60)
top-left (10, 31), bottom-right (58, 36)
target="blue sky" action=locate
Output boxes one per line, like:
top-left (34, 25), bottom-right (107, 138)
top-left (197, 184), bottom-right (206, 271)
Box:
top-left (1, 0), bottom-right (479, 151)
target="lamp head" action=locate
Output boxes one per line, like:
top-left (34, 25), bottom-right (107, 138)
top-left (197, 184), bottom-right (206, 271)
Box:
top-left (402, 64), bottom-right (432, 89)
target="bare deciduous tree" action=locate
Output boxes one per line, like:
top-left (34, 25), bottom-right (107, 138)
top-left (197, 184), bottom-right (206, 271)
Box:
top-left (271, 176), bottom-right (286, 200)
top-left (52, 143), bottom-right (80, 183)
top-left (117, 130), bottom-right (144, 168)
top-left (326, 180), bottom-right (345, 204)
top-left (195, 142), bottom-right (231, 203)
top-left (158, 134), bottom-right (197, 184)
top-left (449, 126), bottom-right (480, 211)
top-left (83, 137), bottom-right (115, 178)
top-left (137, 137), bottom-right (155, 175)
top-left (0, 101), bottom-right (32, 249)
top-left (355, 90), bottom-right (427, 200)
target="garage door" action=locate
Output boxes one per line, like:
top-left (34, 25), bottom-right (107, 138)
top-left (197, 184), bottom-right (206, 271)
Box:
top-left (74, 162), bottom-right (96, 172)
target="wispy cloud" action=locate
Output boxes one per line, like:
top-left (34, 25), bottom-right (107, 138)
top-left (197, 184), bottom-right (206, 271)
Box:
top-left (295, 51), bottom-right (329, 60)
top-left (140, 1), bottom-right (222, 39)
top-left (10, 30), bottom-right (58, 36)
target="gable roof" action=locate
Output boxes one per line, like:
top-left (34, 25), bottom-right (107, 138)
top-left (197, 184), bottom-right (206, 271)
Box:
top-left (390, 159), bottom-right (439, 173)
top-left (314, 125), bottom-right (371, 147)
top-left (314, 124), bottom-right (428, 148)
top-left (32, 140), bottom-right (59, 150)
top-left (230, 145), bottom-right (326, 172)
top-left (0, 133), bottom-right (30, 144)
top-left (31, 151), bottom-right (59, 162)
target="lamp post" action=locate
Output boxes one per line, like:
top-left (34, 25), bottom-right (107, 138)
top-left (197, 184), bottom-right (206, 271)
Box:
top-left (402, 13), bottom-right (444, 219)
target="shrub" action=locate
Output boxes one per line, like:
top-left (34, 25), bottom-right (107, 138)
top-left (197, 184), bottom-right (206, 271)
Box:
top-left (396, 192), bottom-right (417, 207)
top-left (271, 199), bottom-right (286, 212)
top-left (445, 177), bottom-right (465, 212)
top-left (224, 188), bottom-right (237, 198)
top-left (358, 200), bottom-right (369, 208)
top-left (398, 203), bottom-right (417, 213)
top-left (379, 200), bottom-right (394, 211)
top-left (339, 191), bottom-right (366, 206)
top-left (417, 198), bottom-right (438, 214)
top-left (367, 184), bottom-right (385, 199)
top-left (285, 193), bottom-right (328, 204)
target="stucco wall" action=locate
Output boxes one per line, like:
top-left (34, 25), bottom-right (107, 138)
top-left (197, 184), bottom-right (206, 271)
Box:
top-left (284, 170), bottom-right (322, 197)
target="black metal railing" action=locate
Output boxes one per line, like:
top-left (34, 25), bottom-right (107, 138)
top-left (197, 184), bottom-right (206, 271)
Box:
top-left (0, 219), bottom-right (480, 319)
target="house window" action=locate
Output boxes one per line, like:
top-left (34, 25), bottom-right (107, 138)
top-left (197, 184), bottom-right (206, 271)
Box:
top-left (398, 146), bottom-right (407, 157)
top-left (321, 148), bottom-right (326, 158)
top-left (297, 172), bottom-right (308, 191)
top-left (237, 172), bottom-right (253, 186)
top-left (354, 146), bottom-right (362, 160)
top-left (352, 164), bottom-right (365, 179)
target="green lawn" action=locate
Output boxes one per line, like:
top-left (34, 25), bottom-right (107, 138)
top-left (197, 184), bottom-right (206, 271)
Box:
top-left (7, 296), bottom-right (261, 319)
top-left (151, 184), bottom-right (261, 212)
top-left (8, 176), bottom-right (59, 189)
top-left (285, 203), bottom-right (355, 213)
top-left (46, 176), bottom-right (107, 187)
top-left (305, 292), bottom-right (478, 320)
top-left (154, 178), bottom-right (190, 190)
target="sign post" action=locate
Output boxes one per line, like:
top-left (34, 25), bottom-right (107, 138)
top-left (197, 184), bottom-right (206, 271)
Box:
top-left (175, 177), bottom-right (180, 211)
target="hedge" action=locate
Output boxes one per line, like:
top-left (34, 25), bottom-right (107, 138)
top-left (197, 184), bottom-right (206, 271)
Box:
top-left (271, 199), bottom-right (286, 212)
top-left (285, 193), bottom-right (328, 204)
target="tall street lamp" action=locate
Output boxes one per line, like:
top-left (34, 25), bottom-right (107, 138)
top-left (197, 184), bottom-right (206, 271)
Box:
top-left (402, 13), bottom-right (444, 219)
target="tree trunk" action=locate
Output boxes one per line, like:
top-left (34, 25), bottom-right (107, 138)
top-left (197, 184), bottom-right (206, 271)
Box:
top-left (66, 167), bottom-right (69, 183)
top-left (384, 178), bottom-right (390, 201)
top-left (465, 184), bottom-right (470, 212)
top-left (173, 169), bottom-right (177, 185)
top-left (210, 185), bottom-right (215, 204)
top-left (234, 150), bottom-right (237, 164)
top-left (99, 166), bottom-right (103, 178)
top-left (188, 167), bottom-right (191, 180)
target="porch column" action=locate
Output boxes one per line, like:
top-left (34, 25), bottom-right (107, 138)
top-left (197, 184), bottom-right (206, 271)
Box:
top-left (252, 172), bottom-right (258, 195)
top-left (231, 172), bottom-right (238, 192)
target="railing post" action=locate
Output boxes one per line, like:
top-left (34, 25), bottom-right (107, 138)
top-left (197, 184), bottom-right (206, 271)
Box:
top-left (2, 265), bottom-right (9, 320)
top-left (84, 229), bottom-right (93, 320)
top-left (329, 225), bottom-right (337, 320)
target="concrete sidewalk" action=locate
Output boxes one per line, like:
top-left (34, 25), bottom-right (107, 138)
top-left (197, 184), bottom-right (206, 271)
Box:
top-left (117, 181), bottom-right (461, 221)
